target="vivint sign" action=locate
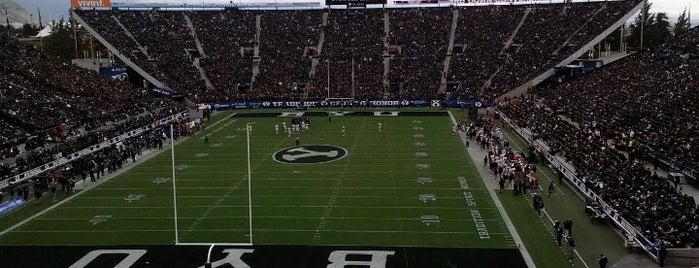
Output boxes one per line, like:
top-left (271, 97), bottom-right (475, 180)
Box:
top-left (71, 0), bottom-right (111, 8)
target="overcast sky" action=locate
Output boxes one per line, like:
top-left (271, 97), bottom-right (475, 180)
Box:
top-left (13, 0), bottom-right (699, 25)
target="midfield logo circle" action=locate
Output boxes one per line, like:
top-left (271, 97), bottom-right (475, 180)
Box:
top-left (273, 145), bottom-right (348, 164)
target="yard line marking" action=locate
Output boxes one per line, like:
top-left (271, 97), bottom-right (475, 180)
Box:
top-left (183, 183), bottom-right (240, 234)
top-left (189, 205), bottom-right (501, 210)
top-left (0, 139), bottom-right (187, 237)
top-left (92, 186), bottom-right (490, 191)
top-left (179, 135), bottom-right (290, 241)
top-left (449, 110), bottom-right (535, 268)
top-left (35, 215), bottom-right (505, 222)
top-left (0, 112), bottom-right (238, 237)
top-left (11, 229), bottom-right (512, 235)
top-left (312, 117), bottom-right (367, 244)
top-left (521, 192), bottom-right (591, 268)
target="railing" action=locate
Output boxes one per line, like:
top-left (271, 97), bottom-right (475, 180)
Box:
top-left (498, 110), bottom-right (659, 261)
top-left (0, 111), bottom-right (188, 191)
top-left (641, 145), bottom-right (698, 184)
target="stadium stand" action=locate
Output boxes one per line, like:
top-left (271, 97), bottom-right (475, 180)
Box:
top-left (498, 27), bottom-right (699, 248)
top-left (76, 1), bottom-right (640, 102)
top-left (316, 9), bottom-right (385, 99)
top-left (534, 27), bottom-right (699, 179)
top-left (191, 10), bottom-right (256, 102)
top-left (256, 10), bottom-right (322, 100)
top-left (0, 34), bottom-right (182, 181)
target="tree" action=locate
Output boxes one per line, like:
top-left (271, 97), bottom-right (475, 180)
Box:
top-left (628, 2), bottom-right (672, 49)
top-left (674, 8), bottom-right (690, 36)
top-left (42, 19), bottom-right (75, 59)
top-left (649, 12), bottom-right (672, 46)
top-left (20, 23), bottom-right (39, 37)
top-left (628, 2), bottom-right (652, 49)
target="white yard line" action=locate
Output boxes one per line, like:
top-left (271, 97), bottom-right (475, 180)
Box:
top-left (312, 118), bottom-right (367, 244)
top-left (448, 110), bottom-right (536, 268)
top-left (13, 228), bottom-right (512, 235)
top-left (179, 122), bottom-right (290, 242)
top-left (0, 112), bottom-right (237, 237)
top-left (35, 215), bottom-right (503, 222)
top-left (94, 186), bottom-right (490, 190)
top-left (0, 145), bottom-right (165, 237)
top-left (60, 205), bottom-right (501, 210)
top-left (522, 192), bottom-right (592, 268)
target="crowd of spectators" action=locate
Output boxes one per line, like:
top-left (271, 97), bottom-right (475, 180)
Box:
top-left (499, 28), bottom-right (698, 249)
top-left (448, 6), bottom-right (524, 97)
top-left (389, 8), bottom-right (451, 99)
top-left (313, 9), bottom-right (385, 99)
top-left (192, 10), bottom-right (256, 102)
top-left (77, 2), bottom-right (639, 102)
top-left (115, 11), bottom-right (204, 96)
top-left (533, 26), bottom-right (699, 178)
top-left (0, 115), bottom-right (194, 204)
top-left (0, 33), bottom-right (182, 182)
top-left (256, 10), bottom-right (321, 100)
top-left (490, 1), bottom-right (638, 95)
top-left (79, 10), bottom-right (147, 63)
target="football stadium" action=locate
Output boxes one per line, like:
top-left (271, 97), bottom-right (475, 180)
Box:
top-left (0, 0), bottom-right (697, 267)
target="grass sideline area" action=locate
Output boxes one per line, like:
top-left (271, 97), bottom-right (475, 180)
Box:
top-left (0, 111), bottom-right (514, 249)
top-left (0, 109), bottom-right (630, 267)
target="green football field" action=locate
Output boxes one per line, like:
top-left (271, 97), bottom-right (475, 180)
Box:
top-left (0, 111), bottom-right (515, 249)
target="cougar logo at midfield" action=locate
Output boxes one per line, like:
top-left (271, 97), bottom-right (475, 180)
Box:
top-left (273, 145), bottom-right (348, 164)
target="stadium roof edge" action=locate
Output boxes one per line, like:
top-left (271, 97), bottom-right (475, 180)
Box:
top-left (72, 0), bottom-right (631, 11)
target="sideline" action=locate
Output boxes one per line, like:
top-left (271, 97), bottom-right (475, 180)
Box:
top-left (447, 111), bottom-right (536, 268)
top-left (0, 112), bottom-right (236, 238)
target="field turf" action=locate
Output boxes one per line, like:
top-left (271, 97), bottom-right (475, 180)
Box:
top-left (0, 111), bottom-right (515, 249)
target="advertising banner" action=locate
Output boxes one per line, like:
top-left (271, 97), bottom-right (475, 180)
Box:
top-left (98, 67), bottom-right (128, 81)
top-left (0, 196), bottom-right (26, 216)
top-left (200, 99), bottom-right (489, 111)
top-left (72, 0), bottom-right (111, 8)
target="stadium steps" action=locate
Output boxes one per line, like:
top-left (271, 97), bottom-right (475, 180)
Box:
top-left (254, 14), bottom-right (261, 58)
top-left (251, 14), bottom-right (262, 82)
top-left (498, 0), bottom-right (645, 100)
top-left (382, 10), bottom-right (390, 95)
top-left (193, 58), bottom-right (215, 90)
top-left (551, 4), bottom-right (605, 56)
top-left (439, 9), bottom-right (460, 94)
top-left (71, 10), bottom-right (167, 90)
top-left (111, 14), bottom-right (151, 60)
top-left (182, 13), bottom-right (207, 58)
top-left (317, 12), bottom-right (328, 55)
top-left (500, 7), bottom-right (531, 55)
top-left (309, 12), bottom-right (328, 79)
top-left (482, 7), bottom-right (530, 92)
top-left (183, 14), bottom-right (215, 90)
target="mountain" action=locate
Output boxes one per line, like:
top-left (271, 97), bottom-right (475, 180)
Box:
top-left (0, 0), bottom-right (36, 27)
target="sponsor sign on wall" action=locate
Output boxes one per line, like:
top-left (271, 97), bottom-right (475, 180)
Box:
top-left (0, 196), bottom-right (26, 216)
top-left (200, 99), bottom-right (489, 111)
top-left (98, 67), bottom-right (128, 81)
top-left (72, 0), bottom-right (111, 8)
